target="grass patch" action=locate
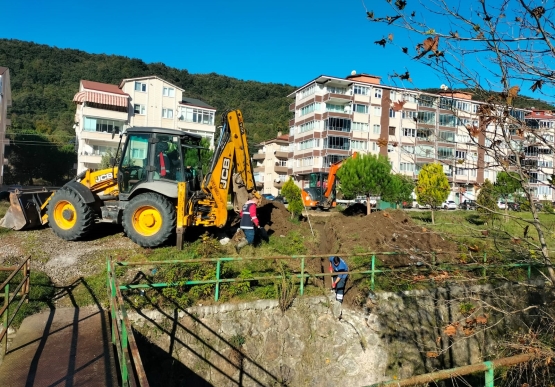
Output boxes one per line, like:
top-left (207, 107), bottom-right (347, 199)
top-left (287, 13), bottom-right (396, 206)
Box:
top-left (0, 270), bottom-right (55, 328)
top-left (0, 200), bottom-right (9, 218)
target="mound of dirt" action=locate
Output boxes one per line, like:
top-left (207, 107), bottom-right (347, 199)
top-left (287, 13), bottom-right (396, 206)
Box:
top-left (342, 203), bottom-right (368, 216)
top-left (312, 210), bottom-right (457, 267)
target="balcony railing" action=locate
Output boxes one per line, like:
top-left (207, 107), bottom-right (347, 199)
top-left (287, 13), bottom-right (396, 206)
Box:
top-left (253, 153), bottom-right (265, 160)
top-left (275, 165), bottom-right (289, 173)
top-left (275, 151), bottom-right (289, 159)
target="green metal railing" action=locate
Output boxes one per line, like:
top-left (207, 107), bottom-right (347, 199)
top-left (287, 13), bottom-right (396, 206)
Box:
top-left (107, 259), bottom-right (149, 387)
top-left (112, 251), bottom-right (545, 301)
top-left (0, 257), bottom-right (30, 360)
top-left (367, 353), bottom-right (536, 387)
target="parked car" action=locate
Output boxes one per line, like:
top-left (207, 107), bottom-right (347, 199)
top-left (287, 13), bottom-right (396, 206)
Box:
top-left (402, 200), bottom-right (413, 209)
top-left (273, 195), bottom-right (288, 204)
top-left (459, 200), bottom-right (477, 210)
top-left (497, 201), bottom-right (507, 210)
top-left (507, 202), bottom-right (521, 212)
top-left (413, 201), bottom-right (431, 209)
top-left (355, 196), bottom-right (377, 207)
top-left (262, 194), bottom-right (275, 201)
top-left (442, 200), bottom-right (457, 210)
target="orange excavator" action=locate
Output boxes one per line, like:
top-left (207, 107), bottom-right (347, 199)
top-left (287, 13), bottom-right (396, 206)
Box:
top-left (301, 153), bottom-right (356, 211)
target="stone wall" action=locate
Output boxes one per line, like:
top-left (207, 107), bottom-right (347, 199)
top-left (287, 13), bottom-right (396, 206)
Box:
top-left (130, 281), bottom-right (551, 386)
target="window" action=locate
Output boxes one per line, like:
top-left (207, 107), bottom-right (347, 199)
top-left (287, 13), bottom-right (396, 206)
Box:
top-left (354, 85), bottom-right (369, 95)
top-left (374, 88), bottom-right (382, 98)
top-left (373, 106), bottom-right (382, 116)
top-left (326, 103), bottom-right (346, 113)
top-left (301, 157), bottom-right (314, 167)
top-left (400, 162), bottom-right (415, 172)
top-left (300, 103), bottom-right (319, 116)
top-left (300, 84), bottom-right (316, 98)
top-left (372, 142), bottom-right (378, 151)
top-left (354, 104), bottom-right (369, 114)
top-left (417, 111), bottom-right (436, 125)
top-left (83, 117), bottom-right (124, 134)
top-left (134, 104), bottom-right (146, 115)
top-left (403, 128), bottom-right (416, 137)
top-left (457, 134), bottom-right (471, 144)
top-left (327, 86), bottom-right (347, 94)
top-left (299, 139), bottom-right (315, 150)
top-left (323, 155), bottom-right (347, 166)
top-left (417, 128), bottom-right (433, 140)
top-left (439, 97), bottom-right (453, 110)
top-left (418, 95), bottom-right (436, 108)
top-left (402, 110), bottom-right (417, 120)
top-left (439, 114), bottom-right (457, 127)
top-left (373, 124), bottom-right (381, 134)
top-left (403, 93), bottom-right (417, 103)
top-left (324, 136), bottom-right (350, 150)
top-left (438, 147), bottom-right (454, 159)
top-left (162, 87), bottom-right (175, 97)
top-left (325, 118), bottom-right (351, 132)
top-left (402, 145), bottom-right (415, 154)
top-left (352, 122), bottom-right (369, 131)
top-left (416, 145), bottom-right (435, 158)
top-left (456, 150), bottom-right (467, 159)
top-left (299, 121), bottom-right (315, 133)
top-left (162, 108), bottom-right (173, 119)
top-left (389, 109), bottom-right (396, 118)
top-left (179, 107), bottom-right (215, 125)
top-left (389, 126), bottom-right (396, 135)
top-left (91, 145), bottom-right (117, 156)
top-left (438, 130), bottom-right (455, 143)
top-left (351, 140), bottom-right (368, 150)
top-left (390, 91), bottom-right (397, 101)
top-left (134, 82), bottom-right (147, 92)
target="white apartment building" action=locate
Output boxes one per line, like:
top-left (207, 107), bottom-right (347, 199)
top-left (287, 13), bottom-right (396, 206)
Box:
top-left (0, 67), bottom-right (11, 186)
top-left (253, 133), bottom-right (291, 196)
top-left (288, 72), bottom-right (542, 202)
top-left (73, 76), bottom-right (216, 173)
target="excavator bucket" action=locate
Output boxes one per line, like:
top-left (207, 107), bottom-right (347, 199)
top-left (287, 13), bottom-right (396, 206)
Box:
top-left (0, 189), bottom-right (54, 230)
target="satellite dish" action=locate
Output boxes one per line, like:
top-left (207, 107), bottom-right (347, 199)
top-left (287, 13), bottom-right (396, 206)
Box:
top-left (274, 178), bottom-right (281, 183)
top-left (351, 70), bottom-right (357, 75)
top-left (440, 84), bottom-right (448, 90)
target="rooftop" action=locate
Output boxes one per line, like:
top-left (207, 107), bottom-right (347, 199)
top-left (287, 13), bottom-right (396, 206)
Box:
top-left (179, 97), bottom-right (215, 110)
top-left (81, 80), bottom-right (127, 95)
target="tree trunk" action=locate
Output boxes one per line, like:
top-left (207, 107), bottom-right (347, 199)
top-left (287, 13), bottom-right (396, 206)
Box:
top-left (431, 208), bottom-right (435, 225)
top-left (526, 192), bottom-right (555, 283)
top-left (367, 194), bottom-right (371, 216)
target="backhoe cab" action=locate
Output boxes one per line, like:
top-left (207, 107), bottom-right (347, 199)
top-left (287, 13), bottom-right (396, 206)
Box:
top-left (0, 110), bottom-right (259, 249)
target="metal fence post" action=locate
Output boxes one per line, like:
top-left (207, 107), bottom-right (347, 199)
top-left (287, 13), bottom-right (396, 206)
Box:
top-left (2, 283), bottom-right (9, 358)
top-left (300, 257), bottom-right (305, 296)
top-left (484, 361), bottom-right (494, 387)
top-left (483, 252), bottom-right (487, 278)
top-left (215, 259), bottom-right (221, 302)
top-left (371, 255), bottom-right (376, 291)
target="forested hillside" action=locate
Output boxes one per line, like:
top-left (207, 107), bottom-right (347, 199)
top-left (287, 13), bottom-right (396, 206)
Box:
top-left (0, 39), bottom-right (296, 184)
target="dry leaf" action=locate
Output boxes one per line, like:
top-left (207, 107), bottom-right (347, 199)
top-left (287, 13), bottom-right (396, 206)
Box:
top-left (463, 327), bottom-right (474, 336)
top-left (476, 315), bottom-right (488, 325)
top-left (436, 336), bottom-right (441, 345)
top-left (444, 325), bottom-right (457, 337)
top-left (422, 227), bottom-right (427, 232)
top-left (388, 33), bottom-right (394, 41)
top-left (426, 351), bottom-right (439, 358)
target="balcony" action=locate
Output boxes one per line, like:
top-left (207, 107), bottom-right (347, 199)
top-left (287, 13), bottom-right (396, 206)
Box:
top-left (253, 153), bottom-right (266, 160)
top-left (289, 102), bottom-right (296, 112)
top-left (323, 93), bottom-right (352, 104)
top-left (80, 130), bottom-right (120, 143)
top-left (79, 154), bottom-right (102, 164)
top-left (275, 151), bottom-right (289, 159)
top-left (256, 180), bottom-right (264, 188)
top-left (274, 181), bottom-right (284, 188)
top-left (275, 165), bottom-right (289, 173)
top-left (254, 166), bottom-right (265, 173)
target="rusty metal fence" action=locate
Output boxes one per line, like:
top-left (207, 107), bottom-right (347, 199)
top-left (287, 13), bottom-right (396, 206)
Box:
top-left (0, 257), bottom-right (30, 359)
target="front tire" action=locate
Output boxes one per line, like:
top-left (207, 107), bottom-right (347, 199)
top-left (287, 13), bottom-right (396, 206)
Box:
top-left (122, 193), bottom-right (176, 247)
top-left (47, 188), bottom-right (95, 240)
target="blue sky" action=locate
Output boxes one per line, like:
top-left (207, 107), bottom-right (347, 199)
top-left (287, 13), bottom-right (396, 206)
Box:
top-left (0, 0), bottom-right (447, 88)
top-left (1, 0), bottom-right (550, 102)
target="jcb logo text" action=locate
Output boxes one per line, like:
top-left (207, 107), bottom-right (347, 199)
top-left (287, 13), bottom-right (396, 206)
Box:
top-left (95, 173), bottom-right (113, 183)
top-left (220, 158), bottom-right (231, 189)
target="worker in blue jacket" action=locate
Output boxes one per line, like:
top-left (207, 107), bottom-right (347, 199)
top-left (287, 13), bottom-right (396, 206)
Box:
top-left (329, 256), bottom-right (349, 303)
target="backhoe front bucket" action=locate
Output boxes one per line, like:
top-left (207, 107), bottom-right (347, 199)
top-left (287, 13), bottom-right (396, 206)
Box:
top-left (0, 189), bottom-right (55, 230)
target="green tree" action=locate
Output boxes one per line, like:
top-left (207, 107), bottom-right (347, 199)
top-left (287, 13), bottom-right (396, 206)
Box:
top-left (336, 153), bottom-right (392, 215)
top-left (183, 138), bottom-right (214, 175)
top-left (416, 163), bottom-right (450, 224)
top-left (281, 178), bottom-right (303, 219)
top-left (494, 171), bottom-right (521, 220)
top-left (99, 150), bottom-right (119, 170)
top-left (383, 174), bottom-right (415, 209)
top-left (477, 179), bottom-right (498, 223)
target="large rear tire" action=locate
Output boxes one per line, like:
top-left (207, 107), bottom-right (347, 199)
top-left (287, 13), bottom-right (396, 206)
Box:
top-left (122, 193), bottom-right (176, 247)
top-left (47, 188), bottom-right (95, 240)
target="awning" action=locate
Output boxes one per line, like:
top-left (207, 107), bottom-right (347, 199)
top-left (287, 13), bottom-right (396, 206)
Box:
top-left (73, 91), bottom-right (128, 108)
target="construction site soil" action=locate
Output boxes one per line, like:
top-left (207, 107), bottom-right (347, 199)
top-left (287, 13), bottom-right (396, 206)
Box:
top-left (1, 198), bottom-right (459, 307)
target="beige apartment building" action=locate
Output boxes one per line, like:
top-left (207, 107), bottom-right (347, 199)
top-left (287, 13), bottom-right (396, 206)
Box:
top-left (253, 133), bottom-right (291, 196)
top-left (73, 76), bottom-right (216, 173)
top-left (287, 72), bottom-right (543, 203)
top-left (0, 67), bottom-right (12, 186)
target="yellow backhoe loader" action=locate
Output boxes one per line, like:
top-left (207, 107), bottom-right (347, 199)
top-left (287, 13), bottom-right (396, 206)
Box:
top-left (0, 110), bottom-right (260, 248)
